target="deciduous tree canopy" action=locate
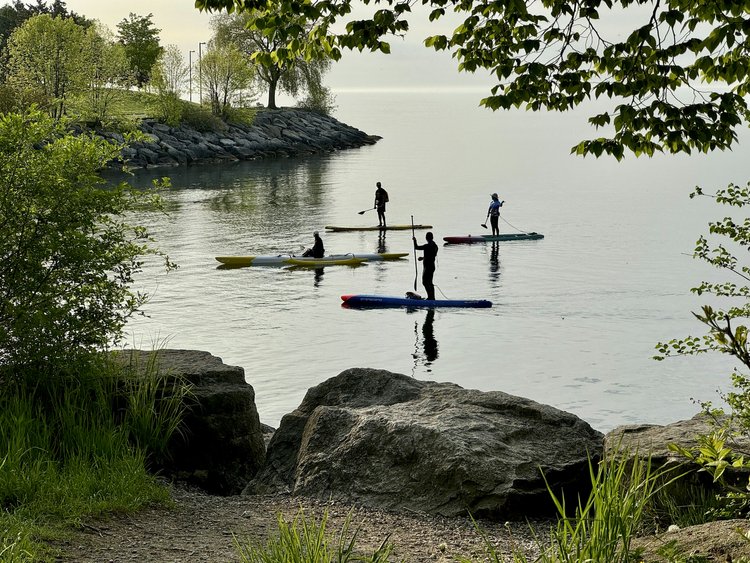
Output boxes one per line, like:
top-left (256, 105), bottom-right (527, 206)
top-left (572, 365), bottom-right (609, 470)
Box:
top-left (211, 11), bottom-right (333, 110)
top-left (116, 12), bottom-right (163, 88)
top-left (196, 0), bottom-right (750, 158)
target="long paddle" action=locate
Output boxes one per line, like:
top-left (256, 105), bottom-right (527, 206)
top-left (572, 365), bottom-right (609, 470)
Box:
top-left (411, 215), bottom-right (418, 291)
top-left (357, 207), bottom-right (375, 215)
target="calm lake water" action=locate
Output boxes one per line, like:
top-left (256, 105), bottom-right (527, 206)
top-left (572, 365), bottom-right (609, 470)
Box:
top-left (124, 89), bottom-right (747, 432)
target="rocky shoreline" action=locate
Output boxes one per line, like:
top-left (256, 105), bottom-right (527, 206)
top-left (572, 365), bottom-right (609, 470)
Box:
top-left (97, 108), bottom-right (380, 169)
top-left (87, 349), bottom-right (750, 561)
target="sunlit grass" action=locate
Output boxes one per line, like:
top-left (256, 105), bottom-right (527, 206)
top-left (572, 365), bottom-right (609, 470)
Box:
top-left (234, 509), bottom-right (395, 563)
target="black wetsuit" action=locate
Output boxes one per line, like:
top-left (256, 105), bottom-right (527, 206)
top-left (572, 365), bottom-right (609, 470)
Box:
top-left (311, 235), bottom-right (324, 258)
top-left (414, 239), bottom-right (438, 300)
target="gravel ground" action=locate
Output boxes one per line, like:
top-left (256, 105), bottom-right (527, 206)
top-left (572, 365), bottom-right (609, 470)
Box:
top-left (51, 484), bottom-right (750, 562)
top-left (52, 485), bottom-right (544, 562)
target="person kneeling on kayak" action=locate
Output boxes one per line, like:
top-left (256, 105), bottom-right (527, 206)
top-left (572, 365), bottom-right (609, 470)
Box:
top-left (413, 231), bottom-right (438, 300)
top-left (302, 231), bottom-right (325, 258)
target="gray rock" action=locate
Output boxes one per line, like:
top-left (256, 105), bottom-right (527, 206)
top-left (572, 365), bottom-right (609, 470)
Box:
top-left (115, 349), bottom-right (266, 495)
top-left (605, 413), bottom-right (750, 471)
top-left (245, 368), bottom-right (603, 519)
top-left (96, 108), bottom-right (378, 169)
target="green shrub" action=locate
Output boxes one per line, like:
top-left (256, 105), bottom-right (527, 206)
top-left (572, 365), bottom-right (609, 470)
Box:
top-left (181, 101), bottom-right (225, 132)
top-left (224, 106), bottom-right (258, 126)
top-left (152, 91), bottom-right (184, 127)
top-left (0, 109), bottom-right (172, 373)
top-left (296, 84), bottom-right (336, 116)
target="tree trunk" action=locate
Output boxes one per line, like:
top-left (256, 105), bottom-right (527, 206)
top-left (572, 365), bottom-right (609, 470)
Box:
top-left (267, 76), bottom-right (278, 109)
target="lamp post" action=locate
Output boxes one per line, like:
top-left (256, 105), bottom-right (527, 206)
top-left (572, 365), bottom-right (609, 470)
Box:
top-left (188, 50), bottom-right (195, 102)
top-left (198, 42), bottom-right (207, 104)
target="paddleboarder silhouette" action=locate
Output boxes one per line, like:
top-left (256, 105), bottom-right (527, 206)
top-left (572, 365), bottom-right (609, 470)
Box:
top-left (413, 232), bottom-right (438, 300)
top-left (374, 181), bottom-right (388, 228)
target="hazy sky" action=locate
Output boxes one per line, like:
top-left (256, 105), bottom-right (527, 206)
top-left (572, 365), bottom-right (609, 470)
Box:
top-left (60, 0), bottom-right (492, 91)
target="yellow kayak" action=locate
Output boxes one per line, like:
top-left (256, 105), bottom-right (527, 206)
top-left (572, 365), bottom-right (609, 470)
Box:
top-left (215, 252), bottom-right (407, 267)
top-left (285, 256), bottom-right (367, 267)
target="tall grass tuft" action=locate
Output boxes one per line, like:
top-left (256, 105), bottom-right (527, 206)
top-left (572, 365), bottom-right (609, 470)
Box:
top-left (516, 453), bottom-right (684, 563)
top-left (114, 350), bottom-right (193, 467)
top-left (234, 509), bottom-right (395, 563)
top-left (460, 453), bottom-right (684, 563)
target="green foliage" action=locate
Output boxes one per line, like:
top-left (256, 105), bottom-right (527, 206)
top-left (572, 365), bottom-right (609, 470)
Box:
top-left (224, 106), bottom-right (259, 125)
top-left (151, 44), bottom-right (189, 96)
top-left (210, 11), bottom-right (333, 110)
top-left (4, 13), bottom-right (88, 118)
top-left (197, 0), bottom-right (750, 157)
top-left (199, 40), bottom-right (257, 118)
top-left (116, 13), bottom-right (163, 88)
top-left (649, 478), bottom-right (727, 529)
top-left (0, 83), bottom-right (20, 114)
top-left (181, 100), bottom-right (227, 131)
top-left (234, 509), bottom-right (394, 562)
top-left (78, 25), bottom-right (134, 126)
top-left (655, 182), bottom-right (750, 465)
top-left (295, 63), bottom-right (337, 115)
top-left (0, 109), bottom-right (172, 372)
top-left (0, 0), bottom-right (91, 73)
top-left (114, 350), bottom-right (194, 467)
top-left (652, 180), bottom-right (750, 526)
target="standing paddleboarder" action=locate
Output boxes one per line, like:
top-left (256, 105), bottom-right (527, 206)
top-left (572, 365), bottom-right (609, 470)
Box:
top-left (374, 181), bottom-right (389, 228)
top-left (413, 232), bottom-right (438, 300)
top-left (485, 193), bottom-right (504, 236)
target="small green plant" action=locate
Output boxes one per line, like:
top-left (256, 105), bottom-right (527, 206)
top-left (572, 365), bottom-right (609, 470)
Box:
top-left (668, 422), bottom-right (750, 520)
top-left (655, 540), bottom-right (711, 563)
top-left (234, 508), bottom-right (395, 562)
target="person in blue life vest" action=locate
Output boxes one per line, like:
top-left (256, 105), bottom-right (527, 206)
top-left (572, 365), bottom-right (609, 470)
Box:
top-left (413, 232), bottom-right (438, 300)
top-left (374, 181), bottom-right (389, 228)
top-left (486, 192), bottom-right (504, 236)
top-left (302, 231), bottom-right (325, 258)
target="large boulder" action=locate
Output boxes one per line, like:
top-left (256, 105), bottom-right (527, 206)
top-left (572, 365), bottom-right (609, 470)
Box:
top-left (116, 349), bottom-right (266, 495)
top-left (245, 368), bottom-right (603, 519)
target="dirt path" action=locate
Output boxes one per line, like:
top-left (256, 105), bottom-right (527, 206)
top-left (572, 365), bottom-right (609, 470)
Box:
top-left (53, 485), bottom-right (543, 562)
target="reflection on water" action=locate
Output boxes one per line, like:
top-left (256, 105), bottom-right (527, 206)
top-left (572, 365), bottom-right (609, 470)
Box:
top-left (423, 309), bottom-right (438, 363)
top-left (377, 231), bottom-right (387, 253)
top-left (412, 309), bottom-right (439, 373)
top-left (489, 241), bottom-right (501, 283)
top-left (314, 267), bottom-right (325, 286)
top-left (119, 91), bottom-right (747, 433)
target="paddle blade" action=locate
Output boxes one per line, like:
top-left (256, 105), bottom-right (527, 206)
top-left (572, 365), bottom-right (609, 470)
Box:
top-left (480, 223), bottom-right (487, 229)
top-left (358, 210), bottom-right (366, 215)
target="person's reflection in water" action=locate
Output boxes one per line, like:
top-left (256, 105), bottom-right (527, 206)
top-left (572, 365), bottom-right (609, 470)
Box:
top-left (313, 267), bottom-right (324, 287)
top-left (422, 309), bottom-right (438, 363)
top-left (489, 241), bottom-right (501, 284)
top-left (376, 231), bottom-right (387, 254)
top-left (412, 309), bottom-right (439, 374)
